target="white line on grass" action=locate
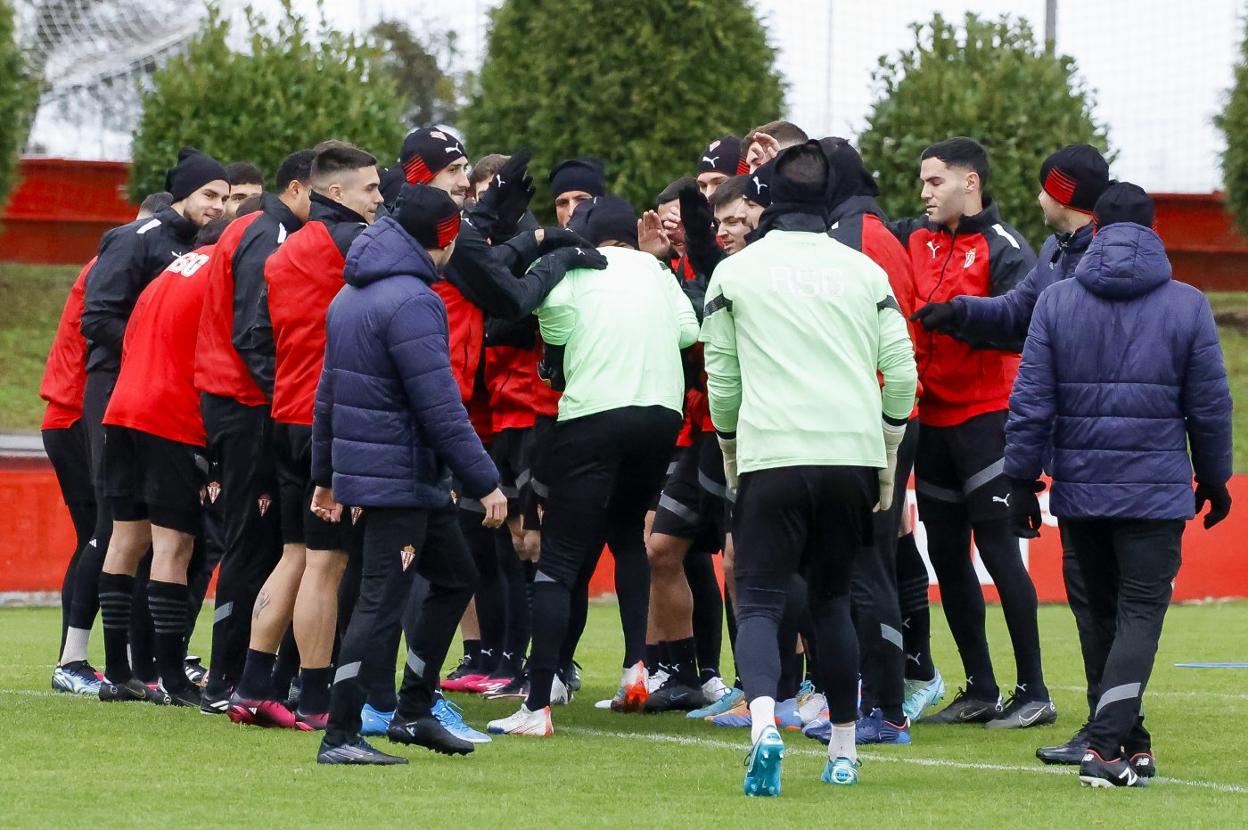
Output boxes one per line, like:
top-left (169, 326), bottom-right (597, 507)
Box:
top-left (1049, 684), bottom-right (1248, 703)
top-left (562, 727), bottom-right (1248, 796)
top-left (7, 690), bottom-right (1244, 795)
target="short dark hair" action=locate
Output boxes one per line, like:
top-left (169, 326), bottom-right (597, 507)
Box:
top-left (224, 161), bottom-right (264, 188)
top-left (776, 142), bottom-right (829, 193)
top-left (471, 153), bottom-right (509, 187)
top-left (138, 191), bottom-right (173, 216)
top-left (655, 176), bottom-right (696, 208)
top-left (709, 175), bottom-right (749, 211)
top-left (921, 137), bottom-right (989, 189)
top-left (310, 141), bottom-right (378, 185)
top-left (195, 216), bottom-right (231, 247)
top-left (274, 149), bottom-right (315, 192)
top-left (236, 193), bottom-right (263, 217)
top-left (745, 120), bottom-right (808, 151)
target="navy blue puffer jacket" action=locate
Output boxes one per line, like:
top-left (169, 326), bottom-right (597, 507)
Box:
top-left (311, 217), bottom-right (499, 508)
top-left (1005, 222), bottom-right (1232, 520)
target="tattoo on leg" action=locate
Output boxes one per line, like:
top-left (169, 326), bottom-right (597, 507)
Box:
top-left (253, 592), bottom-right (271, 621)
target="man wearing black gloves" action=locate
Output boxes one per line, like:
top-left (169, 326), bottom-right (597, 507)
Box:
top-left (194, 148), bottom-right (316, 713)
top-left (911, 145), bottom-right (1115, 751)
top-left (1005, 183), bottom-right (1232, 787)
top-left (314, 184), bottom-right (508, 765)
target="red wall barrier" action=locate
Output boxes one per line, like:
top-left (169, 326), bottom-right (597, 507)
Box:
top-left (1, 157), bottom-right (1247, 289)
top-left (0, 158), bottom-right (135, 265)
top-left (5, 455), bottom-right (1246, 601)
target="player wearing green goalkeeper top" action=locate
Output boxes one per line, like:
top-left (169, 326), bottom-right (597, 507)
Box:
top-left (700, 142), bottom-right (917, 796)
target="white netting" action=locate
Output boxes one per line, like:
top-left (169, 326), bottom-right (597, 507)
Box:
top-left (13, 0), bottom-right (1240, 192)
top-left (16, 0), bottom-right (205, 158)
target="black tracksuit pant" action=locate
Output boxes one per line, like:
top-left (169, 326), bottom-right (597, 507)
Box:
top-left (916, 410), bottom-right (1046, 701)
top-left (326, 505), bottom-right (477, 746)
top-left (733, 465), bottom-right (877, 725)
top-left (1063, 518), bottom-right (1182, 757)
top-left (201, 393), bottom-right (283, 689)
top-left (852, 420), bottom-right (919, 719)
top-left (43, 421), bottom-right (98, 655)
top-left (525, 405), bottom-right (681, 710)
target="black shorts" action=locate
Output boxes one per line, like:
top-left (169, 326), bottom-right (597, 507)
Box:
top-left (914, 409), bottom-right (1011, 524)
top-left (491, 427), bottom-right (534, 520)
top-left (273, 421), bottom-right (353, 551)
top-left (102, 425), bottom-right (204, 535)
top-left (651, 431), bottom-right (728, 550)
top-left (732, 465), bottom-right (876, 600)
top-left (523, 415), bottom-right (557, 531)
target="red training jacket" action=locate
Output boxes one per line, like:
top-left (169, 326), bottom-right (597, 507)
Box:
top-left (104, 246), bottom-right (215, 445)
top-left (484, 343), bottom-right (560, 434)
top-left (898, 203), bottom-right (1034, 427)
top-left (194, 212), bottom-right (268, 406)
top-left (266, 221), bottom-right (347, 426)
top-left (39, 259), bottom-right (94, 430)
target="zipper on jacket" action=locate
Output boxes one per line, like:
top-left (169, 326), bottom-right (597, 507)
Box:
top-left (918, 230), bottom-right (957, 385)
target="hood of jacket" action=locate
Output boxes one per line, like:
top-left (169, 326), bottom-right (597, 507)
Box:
top-left (343, 215), bottom-right (440, 289)
top-left (1074, 222), bottom-right (1172, 300)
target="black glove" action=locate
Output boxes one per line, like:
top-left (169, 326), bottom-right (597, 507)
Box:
top-left (1008, 478), bottom-right (1045, 539)
top-left (537, 226), bottom-right (595, 255)
top-left (538, 343), bottom-right (567, 391)
top-left (911, 301), bottom-right (966, 334)
top-left (677, 182), bottom-right (715, 246)
top-left (543, 244), bottom-right (607, 275)
top-left (1195, 481), bottom-right (1232, 529)
top-left (476, 149), bottom-right (535, 241)
top-left (677, 182), bottom-right (723, 278)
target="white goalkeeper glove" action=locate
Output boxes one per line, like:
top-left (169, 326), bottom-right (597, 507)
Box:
top-left (876, 421), bottom-right (907, 512)
top-left (717, 434), bottom-right (739, 501)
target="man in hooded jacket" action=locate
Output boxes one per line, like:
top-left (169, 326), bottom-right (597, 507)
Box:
top-left (1005, 183), bottom-right (1231, 788)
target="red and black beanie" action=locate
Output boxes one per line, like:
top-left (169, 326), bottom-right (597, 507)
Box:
top-left (697, 136), bottom-right (748, 176)
top-left (400, 128), bottom-right (468, 185)
top-left (395, 183), bottom-right (461, 250)
top-left (1039, 144), bottom-right (1109, 214)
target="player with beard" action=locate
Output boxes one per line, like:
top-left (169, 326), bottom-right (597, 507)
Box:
top-left (77, 149), bottom-right (227, 702)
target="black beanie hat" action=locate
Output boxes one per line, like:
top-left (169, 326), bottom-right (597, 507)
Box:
top-left (400, 127), bottom-right (467, 185)
top-left (819, 136), bottom-right (879, 209)
top-left (394, 183), bottom-right (462, 250)
top-left (744, 160), bottom-right (774, 207)
top-left (1092, 182), bottom-right (1155, 231)
top-left (770, 141), bottom-right (830, 209)
top-left (1039, 144), bottom-right (1110, 214)
top-left (548, 158), bottom-right (606, 199)
top-left (379, 163), bottom-right (405, 207)
top-left (164, 147), bottom-right (228, 202)
top-left (697, 136), bottom-right (747, 177)
top-left (568, 195), bottom-right (637, 248)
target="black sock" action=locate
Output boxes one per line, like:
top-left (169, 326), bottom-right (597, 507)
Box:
top-left (99, 571), bottom-right (136, 683)
top-left (645, 642), bottom-right (662, 673)
top-left (463, 638), bottom-right (482, 669)
top-left (272, 626), bottom-right (300, 700)
top-left (146, 579), bottom-right (189, 690)
top-left (236, 648), bottom-right (278, 701)
top-left (299, 666), bottom-right (333, 714)
top-left (667, 638), bottom-right (698, 685)
top-left (698, 668), bottom-right (719, 686)
top-left (882, 704), bottom-right (906, 724)
top-left (897, 533), bottom-right (936, 681)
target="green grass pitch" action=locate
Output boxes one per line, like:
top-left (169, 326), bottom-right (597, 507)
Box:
top-left (1, 601), bottom-right (1245, 828)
